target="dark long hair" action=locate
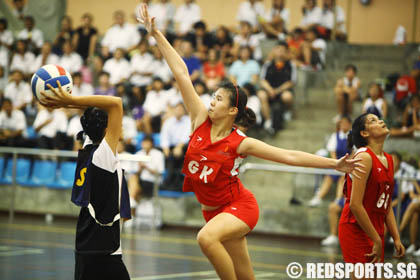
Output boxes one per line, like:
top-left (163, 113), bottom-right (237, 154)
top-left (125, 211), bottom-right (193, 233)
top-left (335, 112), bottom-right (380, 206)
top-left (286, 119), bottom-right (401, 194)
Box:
top-left (347, 113), bottom-right (369, 150)
top-left (77, 107), bottom-right (108, 144)
top-left (219, 81), bottom-right (256, 130)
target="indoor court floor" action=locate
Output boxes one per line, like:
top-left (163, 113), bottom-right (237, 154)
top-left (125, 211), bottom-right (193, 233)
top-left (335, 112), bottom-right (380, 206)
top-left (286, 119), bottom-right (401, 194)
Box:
top-left (0, 215), bottom-right (415, 280)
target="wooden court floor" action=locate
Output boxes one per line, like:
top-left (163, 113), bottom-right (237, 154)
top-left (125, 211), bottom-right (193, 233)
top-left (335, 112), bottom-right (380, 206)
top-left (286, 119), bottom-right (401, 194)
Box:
top-left (0, 215), bottom-right (417, 280)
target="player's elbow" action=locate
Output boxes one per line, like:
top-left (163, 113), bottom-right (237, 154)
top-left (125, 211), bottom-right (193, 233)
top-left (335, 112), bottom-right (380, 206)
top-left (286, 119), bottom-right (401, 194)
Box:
top-left (349, 201), bottom-right (362, 213)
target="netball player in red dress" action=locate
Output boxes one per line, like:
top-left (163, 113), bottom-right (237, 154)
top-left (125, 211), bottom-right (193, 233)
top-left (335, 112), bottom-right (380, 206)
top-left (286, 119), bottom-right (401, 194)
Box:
top-left (138, 5), bottom-right (363, 280)
top-left (338, 113), bottom-right (405, 276)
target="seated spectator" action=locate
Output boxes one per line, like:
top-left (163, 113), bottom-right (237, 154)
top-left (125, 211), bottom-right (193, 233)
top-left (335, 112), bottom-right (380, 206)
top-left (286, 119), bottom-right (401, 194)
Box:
top-left (398, 159), bottom-right (420, 256)
top-left (94, 71), bottom-right (116, 96)
top-left (32, 42), bottom-right (59, 72)
top-left (308, 116), bottom-right (351, 207)
top-left (236, 0), bottom-right (265, 31)
top-left (260, 0), bottom-right (289, 41)
top-left (265, 0), bottom-right (289, 28)
top-left (142, 77), bottom-right (171, 134)
top-left (11, 0), bottom-right (27, 21)
top-left (73, 13), bottom-right (98, 61)
top-left (0, 66), bottom-right (6, 96)
top-left (301, 0), bottom-right (322, 30)
top-left (388, 153), bottom-right (416, 249)
top-left (4, 70), bottom-right (32, 110)
top-left (66, 109), bottom-right (83, 150)
top-left (150, 46), bottom-right (173, 84)
top-left (33, 107), bottom-right (68, 150)
top-left (122, 111), bottom-right (138, 154)
top-left (334, 64), bottom-right (361, 117)
top-left (194, 80), bottom-right (211, 109)
top-left (53, 16), bottom-right (74, 55)
top-left (185, 21), bottom-right (214, 60)
top-left (243, 82), bottom-right (262, 126)
top-left (394, 65), bottom-right (420, 109)
top-left (143, 0), bottom-right (176, 35)
top-left (181, 40), bottom-right (201, 82)
top-left (0, 98), bottom-right (27, 147)
top-left (130, 39), bottom-right (154, 88)
top-left (59, 40), bottom-right (83, 74)
top-left (17, 16), bottom-right (44, 53)
top-left (259, 43), bottom-right (295, 128)
top-left (233, 20), bottom-right (262, 61)
top-left (10, 40), bottom-right (35, 77)
top-left (301, 27), bottom-right (326, 70)
top-left (71, 72), bottom-right (93, 97)
top-left (101, 10), bottom-right (140, 54)
top-left (88, 55), bottom-right (104, 88)
top-left (362, 83), bottom-right (387, 119)
top-left (0, 18), bottom-right (14, 68)
top-left (229, 46), bottom-right (260, 87)
top-left (390, 95), bottom-right (420, 137)
top-left (127, 136), bottom-right (164, 227)
top-left (103, 48), bottom-right (130, 85)
top-left (161, 102), bottom-right (190, 190)
top-left (320, 0), bottom-right (346, 41)
top-left (287, 28), bottom-right (305, 66)
top-left (174, 0), bottom-right (201, 36)
top-left (213, 26), bottom-right (233, 65)
top-left (203, 48), bottom-right (225, 91)
top-left (115, 83), bottom-right (132, 110)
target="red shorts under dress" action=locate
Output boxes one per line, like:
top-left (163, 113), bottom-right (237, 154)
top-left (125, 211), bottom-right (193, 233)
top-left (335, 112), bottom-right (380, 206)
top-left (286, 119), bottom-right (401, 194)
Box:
top-left (201, 188), bottom-right (259, 230)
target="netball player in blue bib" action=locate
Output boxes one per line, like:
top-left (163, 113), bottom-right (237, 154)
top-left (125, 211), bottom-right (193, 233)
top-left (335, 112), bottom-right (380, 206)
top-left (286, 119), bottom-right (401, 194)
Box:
top-left (41, 82), bottom-right (131, 280)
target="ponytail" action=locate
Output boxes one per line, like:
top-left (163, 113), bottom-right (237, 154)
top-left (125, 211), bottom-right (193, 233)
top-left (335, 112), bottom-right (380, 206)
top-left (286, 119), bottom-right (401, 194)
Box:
top-left (220, 81), bottom-right (256, 130)
top-left (348, 113), bottom-right (369, 150)
top-left (236, 107), bottom-right (256, 130)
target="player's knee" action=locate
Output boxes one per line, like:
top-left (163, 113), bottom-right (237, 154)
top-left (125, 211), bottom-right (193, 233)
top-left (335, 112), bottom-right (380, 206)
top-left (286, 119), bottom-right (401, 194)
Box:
top-left (329, 203), bottom-right (339, 213)
top-left (197, 230), bottom-right (217, 252)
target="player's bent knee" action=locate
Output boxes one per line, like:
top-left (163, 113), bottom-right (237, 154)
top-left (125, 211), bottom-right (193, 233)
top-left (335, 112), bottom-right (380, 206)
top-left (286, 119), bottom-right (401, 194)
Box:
top-left (197, 230), bottom-right (217, 252)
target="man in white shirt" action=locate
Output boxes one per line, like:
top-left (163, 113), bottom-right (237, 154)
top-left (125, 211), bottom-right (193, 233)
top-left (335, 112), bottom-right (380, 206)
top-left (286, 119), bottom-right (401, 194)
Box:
top-left (136, 0), bottom-right (176, 34)
top-left (236, 0), bottom-right (265, 30)
top-left (0, 18), bottom-right (13, 68)
top-left (101, 10), bottom-right (140, 53)
top-left (122, 114), bottom-right (137, 154)
top-left (4, 70), bottom-right (32, 110)
top-left (160, 102), bottom-right (190, 190)
top-left (174, 0), bottom-right (201, 35)
top-left (33, 107), bottom-right (68, 149)
top-left (59, 41), bottom-right (83, 74)
top-left (103, 48), bottom-right (130, 85)
top-left (10, 40), bottom-right (35, 77)
top-left (301, 0), bottom-right (322, 29)
top-left (32, 42), bottom-right (59, 72)
top-left (17, 16), bottom-right (44, 52)
top-left (129, 40), bottom-right (154, 88)
top-left (150, 46), bottom-right (173, 83)
top-left (142, 77), bottom-right (171, 134)
top-left (302, 27), bottom-right (327, 70)
top-left (0, 98), bottom-right (27, 147)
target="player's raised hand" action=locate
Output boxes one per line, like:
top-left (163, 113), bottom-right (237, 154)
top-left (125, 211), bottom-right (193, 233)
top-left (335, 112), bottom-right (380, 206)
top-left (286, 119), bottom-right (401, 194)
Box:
top-left (136, 3), bottom-right (157, 35)
top-left (335, 153), bottom-right (365, 179)
top-left (40, 81), bottom-right (78, 109)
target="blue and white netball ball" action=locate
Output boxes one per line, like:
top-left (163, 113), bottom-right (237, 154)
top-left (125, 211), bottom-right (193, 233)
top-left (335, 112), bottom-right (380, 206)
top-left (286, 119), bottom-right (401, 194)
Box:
top-left (31, 64), bottom-right (73, 104)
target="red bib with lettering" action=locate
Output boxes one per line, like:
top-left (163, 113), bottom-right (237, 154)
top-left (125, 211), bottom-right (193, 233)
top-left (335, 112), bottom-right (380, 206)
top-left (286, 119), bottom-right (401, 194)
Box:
top-left (339, 147), bottom-right (394, 236)
top-left (182, 118), bottom-right (247, 206)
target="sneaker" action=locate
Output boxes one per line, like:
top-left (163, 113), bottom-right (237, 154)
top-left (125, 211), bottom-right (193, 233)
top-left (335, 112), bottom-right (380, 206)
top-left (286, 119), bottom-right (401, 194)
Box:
top-left (388, 237), bottom-right (394, 244)
top-left (321, 235), bottom-right (339, 246)
top-left (308, 196), bottom-right (322, 207)
top-left (284, 111), bottom-right (292, 122)
top-left (414, 248), bottom-right (420, 257)
top-left (406, 244), bottom-right (416, 254)
top-left (123, 218), bottom-right (136, 229)
top-left (264, 119), bottom-right (273, 130)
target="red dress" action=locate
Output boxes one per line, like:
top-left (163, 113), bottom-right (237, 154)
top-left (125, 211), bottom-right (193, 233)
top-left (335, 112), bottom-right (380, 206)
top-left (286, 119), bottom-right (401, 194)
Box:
top-left (338, 147), bottom-right (394, 263)
top-left (182, 118), bottom-right (259, 229)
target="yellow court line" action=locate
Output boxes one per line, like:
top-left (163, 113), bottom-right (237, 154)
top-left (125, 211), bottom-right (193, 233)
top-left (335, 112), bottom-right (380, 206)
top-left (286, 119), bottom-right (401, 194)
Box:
top-left (0, 222), bottom-right (341, 259)
top-left (0, 238), bottom-right (285, 271)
